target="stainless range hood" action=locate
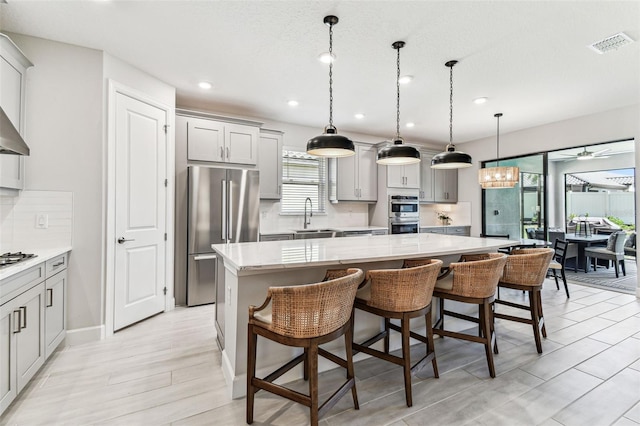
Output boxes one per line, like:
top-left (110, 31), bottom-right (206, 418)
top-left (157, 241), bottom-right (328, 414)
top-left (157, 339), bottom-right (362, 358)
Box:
top-left (0, 107), bottom-right (30, 155)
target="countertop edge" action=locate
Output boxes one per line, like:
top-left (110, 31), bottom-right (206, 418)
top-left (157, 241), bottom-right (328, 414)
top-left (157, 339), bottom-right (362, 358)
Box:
top-left (0, 246), bottom-right (72, 281)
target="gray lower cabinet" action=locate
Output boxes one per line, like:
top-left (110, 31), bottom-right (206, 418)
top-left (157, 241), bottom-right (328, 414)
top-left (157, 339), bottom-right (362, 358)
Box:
top-left (421, 226), bottom-right (470, 236)
top-left (0, 252), bottom-right (69, 416)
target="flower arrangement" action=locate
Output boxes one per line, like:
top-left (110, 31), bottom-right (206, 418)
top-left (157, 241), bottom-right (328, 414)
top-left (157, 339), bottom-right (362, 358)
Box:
top-left (437, 211), bottom-right (451, 225)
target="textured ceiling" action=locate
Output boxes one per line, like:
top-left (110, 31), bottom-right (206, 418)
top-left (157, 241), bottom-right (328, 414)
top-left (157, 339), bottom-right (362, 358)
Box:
top-left (1, 0), bottom-right (639, 145)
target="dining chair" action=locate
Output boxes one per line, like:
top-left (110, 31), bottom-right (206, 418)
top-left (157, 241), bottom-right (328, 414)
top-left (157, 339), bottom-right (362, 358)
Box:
top-left (584, 230), bottom-right (627, 278)
top-left (246, 268), bottom-right (364, 426)
top-left (352, 259), bottom-right (442, 407)
top-left (432, 253), bottom-right (508, 378)
top-left (494, 248), bottom-right (554, 353)
top-left (548, 239), bottom-right (577, 298)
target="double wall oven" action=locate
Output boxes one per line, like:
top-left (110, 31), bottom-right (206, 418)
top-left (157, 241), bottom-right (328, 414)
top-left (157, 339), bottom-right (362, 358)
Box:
top-left (388, 195), bottom-right (419, 234)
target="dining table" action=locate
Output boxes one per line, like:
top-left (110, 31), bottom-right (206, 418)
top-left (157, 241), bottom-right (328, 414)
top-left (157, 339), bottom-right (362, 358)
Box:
top-left (564, 234), bottom-right (610, 272)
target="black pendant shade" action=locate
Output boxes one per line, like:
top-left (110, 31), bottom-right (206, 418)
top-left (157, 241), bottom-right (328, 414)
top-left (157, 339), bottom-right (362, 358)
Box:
top-left (377, 138), bottom-right (420, 165)
top-left (307, 125), bottom-right (355, 157)
top-left (431, 144), bottom-right (472, 169)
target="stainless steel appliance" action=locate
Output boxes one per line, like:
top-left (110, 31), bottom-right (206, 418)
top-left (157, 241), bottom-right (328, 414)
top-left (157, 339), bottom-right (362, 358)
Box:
top-left (187, 166), bottom-right (259, 310)
top-left (0, 252), bottom-right (37, 268)
top-left (388, 195), bottom-right (419, 234)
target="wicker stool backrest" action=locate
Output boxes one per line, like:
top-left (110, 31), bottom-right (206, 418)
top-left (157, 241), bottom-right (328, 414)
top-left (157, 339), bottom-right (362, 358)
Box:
top-left (502, 248), bottom-right (554, 286)
top-left (448, 253), bottom-right (507, 298)
top-left (268, 268), bottom-right (364, 338)
top-left (366, 259), bottom-right (443, 312)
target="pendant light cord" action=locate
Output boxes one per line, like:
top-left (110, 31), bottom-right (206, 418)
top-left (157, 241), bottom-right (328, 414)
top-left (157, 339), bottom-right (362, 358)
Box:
top-left (496, 114), bottom-right (500, 167)
top-left (396, 44), bottom-right (401, 140)
top-left (449, 64), bottom-right (454, 144)
top-left (328, 22), bottom-right (334, 129)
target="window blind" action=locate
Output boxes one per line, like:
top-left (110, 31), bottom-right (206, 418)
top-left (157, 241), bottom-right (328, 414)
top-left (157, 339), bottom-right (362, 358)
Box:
top-left (281, 150), bottom-right (326, 214)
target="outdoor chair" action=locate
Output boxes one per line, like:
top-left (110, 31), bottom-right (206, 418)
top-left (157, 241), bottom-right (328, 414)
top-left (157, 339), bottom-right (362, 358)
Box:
top-left (585, 230), bottom-right (627, 278)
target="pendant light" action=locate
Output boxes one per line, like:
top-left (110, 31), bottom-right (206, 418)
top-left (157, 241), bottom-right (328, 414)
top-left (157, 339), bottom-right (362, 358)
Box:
top-left (431, 60), bottom-right (472, 169)
top-left (478, 113), bottom-right (519, 188)
top-left (306, 15), bottom-right (355, 158)
top-left (377, 41), bottom-right (420, 165)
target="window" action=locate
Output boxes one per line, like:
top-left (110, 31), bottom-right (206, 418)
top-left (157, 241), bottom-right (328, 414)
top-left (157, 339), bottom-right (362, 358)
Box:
top-left (281, 149), bottom-right (326, 214)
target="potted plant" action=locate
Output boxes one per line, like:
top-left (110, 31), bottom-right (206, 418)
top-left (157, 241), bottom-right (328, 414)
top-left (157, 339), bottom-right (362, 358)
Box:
top-left (437, 211), bottom-right (451, 226)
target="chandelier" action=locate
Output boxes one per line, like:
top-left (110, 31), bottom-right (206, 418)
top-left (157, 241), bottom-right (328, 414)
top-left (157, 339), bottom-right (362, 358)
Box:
top-left (478, 113), bottom-right (519, 189)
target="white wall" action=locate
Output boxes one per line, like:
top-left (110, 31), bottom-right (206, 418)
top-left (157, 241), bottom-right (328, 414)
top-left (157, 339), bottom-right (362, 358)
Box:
top-left (8, 33), bottom-right (104, 331)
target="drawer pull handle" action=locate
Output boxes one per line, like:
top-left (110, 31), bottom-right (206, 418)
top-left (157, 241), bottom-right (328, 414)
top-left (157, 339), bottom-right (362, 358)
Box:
top-left (19, 306), bottom-right (27, 329)
top-left (13, 310), bottom-right (21, 333)
top-left (52, 261), bottom-right (64, 267)
top-left (47, 288), bottom-right (54, 307)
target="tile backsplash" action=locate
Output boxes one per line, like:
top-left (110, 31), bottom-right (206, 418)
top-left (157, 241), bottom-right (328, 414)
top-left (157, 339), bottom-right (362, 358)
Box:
top-left (259, 200), bottom-right (369, 232)
top-left (0, 190), bottom-right (73, 252)
top-left (420, 202), bottom-right (472, 226)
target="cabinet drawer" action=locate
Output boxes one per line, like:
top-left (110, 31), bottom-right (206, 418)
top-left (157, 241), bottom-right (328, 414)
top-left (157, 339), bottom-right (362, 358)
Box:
top-left (421, 227), bottom-right (445, 234)
top-left (446, 226), bottom-right (470, 236)
top-left (0, 264), bottom-right (45, 306)
top-left (46, 254), bottom-right (68, 277)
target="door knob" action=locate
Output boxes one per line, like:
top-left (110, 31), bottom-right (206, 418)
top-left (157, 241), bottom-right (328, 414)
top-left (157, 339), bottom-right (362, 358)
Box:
top-left (117, 237), bottom-right (135, 244)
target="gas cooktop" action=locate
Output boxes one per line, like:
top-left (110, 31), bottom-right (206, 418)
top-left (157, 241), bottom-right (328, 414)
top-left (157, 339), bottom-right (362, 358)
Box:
top-left (0, 252), bottom-right (37, 268)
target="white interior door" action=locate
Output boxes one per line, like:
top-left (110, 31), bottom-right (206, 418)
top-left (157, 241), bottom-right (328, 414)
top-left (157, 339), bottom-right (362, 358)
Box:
top-left (114, 92), bottom-right (167, 331)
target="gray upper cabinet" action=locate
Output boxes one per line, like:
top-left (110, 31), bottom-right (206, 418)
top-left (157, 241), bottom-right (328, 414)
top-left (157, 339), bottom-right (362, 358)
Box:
top-left (434, 168), bottom-right (458, 203)
top-left (258, 130), bottom-right (283, 200)
top-left (0, 34), bottom-right (33, 191)
top-left (386, 162), bottom-right (420, 189)
top-left (419, 151), bottom-right (435, 202)
top-left (331, 143), bottom-right (377, 202)
top-left (185, 115), bottom-right (259, 165)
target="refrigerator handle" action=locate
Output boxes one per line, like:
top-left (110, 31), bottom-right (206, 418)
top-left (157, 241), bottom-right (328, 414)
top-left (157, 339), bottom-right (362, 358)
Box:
top-left (221, 180), bottom-right (227, 241)
top-left (228, 180), bottom-right (233, 240)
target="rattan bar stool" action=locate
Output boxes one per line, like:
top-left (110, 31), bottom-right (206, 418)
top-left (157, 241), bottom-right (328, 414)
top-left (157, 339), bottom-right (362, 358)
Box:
top-left (352, 259), bottom-right (442, 407)
top-left (432, 253), bottom-right (507, 378)
top-left (494, 248), bottom-right (554, 354)
top-left (246, 268), bottom-right (364, 426)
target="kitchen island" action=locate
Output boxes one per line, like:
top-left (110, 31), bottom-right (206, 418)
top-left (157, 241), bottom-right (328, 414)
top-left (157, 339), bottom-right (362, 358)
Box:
top-left (212, 233), bottom-right (514, 399)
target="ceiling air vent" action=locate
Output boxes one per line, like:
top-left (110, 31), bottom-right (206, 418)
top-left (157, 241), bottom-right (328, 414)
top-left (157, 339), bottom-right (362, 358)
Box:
top-left (588, 32), bottom-right (634, 54)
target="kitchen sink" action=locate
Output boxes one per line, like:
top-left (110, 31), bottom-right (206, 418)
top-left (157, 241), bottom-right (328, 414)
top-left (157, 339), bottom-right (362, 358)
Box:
top-left (293, 229), bottom-right (338, 239)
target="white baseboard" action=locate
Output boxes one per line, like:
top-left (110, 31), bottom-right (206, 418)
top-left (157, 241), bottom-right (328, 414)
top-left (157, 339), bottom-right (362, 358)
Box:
top-left (64, 325), bottom-right (105, 346)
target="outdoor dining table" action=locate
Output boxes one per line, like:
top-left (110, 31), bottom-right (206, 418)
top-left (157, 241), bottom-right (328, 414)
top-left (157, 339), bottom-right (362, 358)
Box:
top-left (565, 234), bottom-right (610, 272)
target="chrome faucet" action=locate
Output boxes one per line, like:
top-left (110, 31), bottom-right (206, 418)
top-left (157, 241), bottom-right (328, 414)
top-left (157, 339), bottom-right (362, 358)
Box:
top-left (304, 197), bottom-right (313, 229)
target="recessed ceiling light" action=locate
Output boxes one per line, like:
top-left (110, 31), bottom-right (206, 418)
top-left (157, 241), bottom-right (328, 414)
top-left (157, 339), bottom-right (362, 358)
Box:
top-left (198, 81), bottom-right (212, 90)
top-left (354, 113), bottom-right (365, 119)
top-left (406, 122), bottom-right (415, 128)
top-left (287, 100), bottom-right (299, 107)
top-left (398, 75), bottom-right (413, 84)
top-left (318, 52), bottom-right (336, 63)
top-left (473, 97), bottom-right (488, 105)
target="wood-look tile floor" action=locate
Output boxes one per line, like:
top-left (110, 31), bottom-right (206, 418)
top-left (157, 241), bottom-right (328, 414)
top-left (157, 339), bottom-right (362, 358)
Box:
top-left (2, 279), bottom-right (639, 426)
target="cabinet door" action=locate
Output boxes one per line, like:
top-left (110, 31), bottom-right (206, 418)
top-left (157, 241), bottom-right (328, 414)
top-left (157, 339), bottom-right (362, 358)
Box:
top-left (357, 145), bottom-right (378, 201)
top-left (434, 169), bottom-right (458, 202)
top-left (0, 299), bottom-right (18, 413)
top-left (419, 152), bottom-right (434, 202)
top-left (336, 152), bottom-right (358, 200)
top-left (258, 132), bottom-right (282, 199)
top-left (225, 123), bottom-right (258, 165)
top-left (15, 283), bottom-right (45, 393)
top-left (187, 118), bottom-right (225, 162)
top-left (0, 51), bottom-right (25, 190)
top-left (386, 165), bottom-right (405, 188)
top-left (45, 270), bottom-right (66, 359)
top-left (403, 163), bottom-right (420, 189)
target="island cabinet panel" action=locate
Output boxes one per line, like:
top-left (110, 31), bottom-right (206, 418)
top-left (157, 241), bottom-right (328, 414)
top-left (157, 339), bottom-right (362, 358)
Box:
top-left (258, 130), bottom-right (283, 200)
top-left (185, 115), bottom-right (259, 165)
top-left (331, 143), bottom-right (378, 202)
top-left (0, 34), bottom-right (32, 191)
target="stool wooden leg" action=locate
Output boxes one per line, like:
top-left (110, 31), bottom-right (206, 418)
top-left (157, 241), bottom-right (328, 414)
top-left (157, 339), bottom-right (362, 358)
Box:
top-left (384, 318), bottom-right (391, 354)
top-left (480, 301), bottom-right (496, 378)
top-left (529, 290), bottom-right (543, 353)
top-left (425, 311), bottom-right (439, 378)
top-left (401, 315), bottom-right (412, 407)
top-left (247, 324), bottom-right (257, 424)
top-left (537, 291), bottom-right (547, 338)
top-left (309, 343), bottom-right (319, 426)
top-left (303, 348), bottom-right (309, 381)
top-left (344, 323), bottom-right (359, 409)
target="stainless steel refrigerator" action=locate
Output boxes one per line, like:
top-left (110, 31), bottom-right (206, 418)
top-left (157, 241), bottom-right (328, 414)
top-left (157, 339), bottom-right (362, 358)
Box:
top-left (187, 166), bottom-right (259, 307)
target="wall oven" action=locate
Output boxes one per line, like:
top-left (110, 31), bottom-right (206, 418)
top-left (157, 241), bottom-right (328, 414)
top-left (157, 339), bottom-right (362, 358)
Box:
top-left (388, 195), bottom-right (419, 234)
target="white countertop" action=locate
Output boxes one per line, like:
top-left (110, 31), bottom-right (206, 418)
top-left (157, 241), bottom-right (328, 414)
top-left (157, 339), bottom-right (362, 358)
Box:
top-left (420, 224), bottom-right (471, 228)
top-left (212, 233), bottom-right (514, 273)
top-left (259, 226), bottom-right (388, 236)
top-left (0, 247), bottom-right (72, 281)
